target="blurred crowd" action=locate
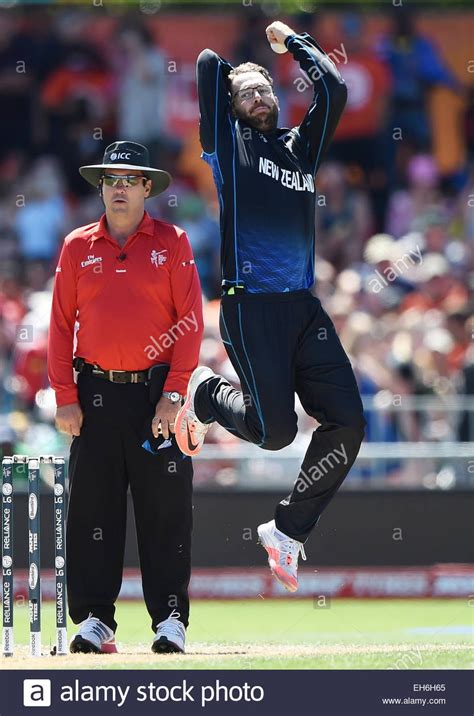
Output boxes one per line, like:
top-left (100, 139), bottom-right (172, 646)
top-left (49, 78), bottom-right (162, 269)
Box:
top-left (0, 7), bottom-right (473, 484)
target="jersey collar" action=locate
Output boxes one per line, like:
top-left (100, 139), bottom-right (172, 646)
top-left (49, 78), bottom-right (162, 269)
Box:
top-left (237, 118), bottom-right (286, 142)
top-left (91, 211), bottom-right (155, 242)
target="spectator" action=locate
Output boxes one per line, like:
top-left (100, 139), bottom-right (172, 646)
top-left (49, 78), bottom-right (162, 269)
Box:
top-left (174, 193), bottom-right (221, 300)
top-left (0, 270), bottom-right (27, 359)
top-left (0, 15), bottom-right (37, 159)
top-left (116, 22), bottom-right (167, 157)
top-left (386, 154), bottom-right (445, 237)
top-left (14, 158), bottom-right (67, 264)
top-left (316, 162), bottom-right (373, 270)
top-left (330, 13), bottom-right (392, 229)
top-left (378, 7), bottom-right (460, 154)
top-left (40, 42), bottom-right (115, 194)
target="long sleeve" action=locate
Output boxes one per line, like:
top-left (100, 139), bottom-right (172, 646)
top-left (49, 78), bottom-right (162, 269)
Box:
top-left (196, 48), bottom-right (234, 154)
top-left (285, 33), bottom-right (348, 174)
top-left (47, 239), bottom-right (78, 407)
top-left (164, 230), bottom-right (204, 395)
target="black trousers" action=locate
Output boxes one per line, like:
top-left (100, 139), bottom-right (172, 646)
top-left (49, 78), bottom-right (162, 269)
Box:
top-left (196, 290), bottom-right (366, 541)
top-left (67, 373), bottom-right (193, 633)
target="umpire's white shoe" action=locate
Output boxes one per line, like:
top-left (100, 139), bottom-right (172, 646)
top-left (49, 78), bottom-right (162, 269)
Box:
top-left (174, 366), bottom-right (215, 456)
top-left (152, 610), bottom-right (186, 654)
top-left (70, 615), bottom-right (117, 654)
top-left (257, 519), bottom-right (306, 593)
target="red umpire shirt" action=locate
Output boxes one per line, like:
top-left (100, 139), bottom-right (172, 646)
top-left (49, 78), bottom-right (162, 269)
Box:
top-left (48, 211), bottom-right (203, 407)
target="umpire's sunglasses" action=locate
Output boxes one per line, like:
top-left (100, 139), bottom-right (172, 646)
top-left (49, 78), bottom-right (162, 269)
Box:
top-left (102, 174), bottom-right (149, 188)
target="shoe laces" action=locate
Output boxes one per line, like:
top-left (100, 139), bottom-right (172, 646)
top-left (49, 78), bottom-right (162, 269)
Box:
top-left (79, 614), bottom-right (112, 641)
top-left (80, 613), bottom-right (102, 628)
top-left (189, 415), bottom-right (209, 438)
top-left (159, 609), bottom-right (184, 638)
top-left (280, 537), bottom-right (306, 563)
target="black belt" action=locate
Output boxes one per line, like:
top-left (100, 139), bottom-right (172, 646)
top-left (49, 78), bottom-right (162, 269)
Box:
top-left (73, 357), bottom-right (148, 384)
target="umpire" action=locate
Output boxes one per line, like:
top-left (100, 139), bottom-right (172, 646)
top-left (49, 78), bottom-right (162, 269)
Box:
top-left (48, 141), bottom-right (203, 654)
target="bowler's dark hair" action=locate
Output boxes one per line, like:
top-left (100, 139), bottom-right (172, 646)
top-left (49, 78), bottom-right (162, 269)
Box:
top-left (228, 62), bottom-right (274, 89)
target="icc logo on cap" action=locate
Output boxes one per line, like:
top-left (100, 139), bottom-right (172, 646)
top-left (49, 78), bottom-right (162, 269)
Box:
top-left (110, 152), bottom-right (131, 161)
top-left (23, 679), bottom-right (51, 707)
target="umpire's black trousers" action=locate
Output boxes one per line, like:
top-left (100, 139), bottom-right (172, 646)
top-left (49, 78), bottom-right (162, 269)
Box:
top-left (67, 373), bottom-right (193, 633)
top-left (196, 289), bottom-right (366, 541)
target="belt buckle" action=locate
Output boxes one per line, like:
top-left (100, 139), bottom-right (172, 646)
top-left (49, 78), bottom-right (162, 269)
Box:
top-left (109, 370), bottom-right (126, 383)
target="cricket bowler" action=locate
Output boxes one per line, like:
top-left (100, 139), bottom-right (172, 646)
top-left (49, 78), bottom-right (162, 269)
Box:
top-left (175, 21), bottom-right (366, 592)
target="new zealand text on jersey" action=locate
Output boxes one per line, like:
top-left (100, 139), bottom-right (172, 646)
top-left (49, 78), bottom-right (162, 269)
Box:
top-left (258, 157), bottom-right (315, 193)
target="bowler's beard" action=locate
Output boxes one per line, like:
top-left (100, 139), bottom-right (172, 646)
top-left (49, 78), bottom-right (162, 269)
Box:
top-left (234, 103), bottom-right (279, 133)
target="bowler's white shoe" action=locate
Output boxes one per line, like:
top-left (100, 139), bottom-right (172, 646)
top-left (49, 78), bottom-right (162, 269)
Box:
top-left (70, 615), bottom-right (117, 654)
top-left (257, 519), bottom-right (306, 593)
top-left (174, 366), bottom-right (215, 456)
top-left (152, 610), bottom-right (186, 653)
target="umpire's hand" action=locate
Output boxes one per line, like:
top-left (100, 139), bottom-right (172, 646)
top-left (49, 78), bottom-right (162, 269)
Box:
top-left (152, 396), bottom-right (180, 440)
top-left (55, 402), bottom-right (84, 437)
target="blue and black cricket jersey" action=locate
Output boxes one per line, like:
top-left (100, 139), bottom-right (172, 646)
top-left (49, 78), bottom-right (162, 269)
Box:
top-left (197, 33), bottom-right (347, 294)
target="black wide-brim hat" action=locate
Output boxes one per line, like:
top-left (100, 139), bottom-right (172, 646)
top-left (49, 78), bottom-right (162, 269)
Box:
top-left (79, 141), bottom-right (171, 197)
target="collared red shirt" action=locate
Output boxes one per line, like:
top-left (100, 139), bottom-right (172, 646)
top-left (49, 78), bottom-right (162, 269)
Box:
top-left (48, 211), bottom-right (203, 407)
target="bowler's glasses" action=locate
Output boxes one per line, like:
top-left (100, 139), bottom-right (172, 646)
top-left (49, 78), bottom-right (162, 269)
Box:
top-left (233, 85), bottom-right (274, 102)
top-left (102, 174), bottom-right (148, 188)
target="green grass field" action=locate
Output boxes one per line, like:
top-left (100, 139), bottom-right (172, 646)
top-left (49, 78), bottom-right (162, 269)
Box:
top-left (3, 599), bottom-right (473, 669)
